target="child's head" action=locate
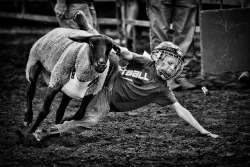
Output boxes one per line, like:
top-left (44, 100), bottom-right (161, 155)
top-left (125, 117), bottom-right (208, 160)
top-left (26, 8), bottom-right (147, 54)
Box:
top-left (151, 41), bottom-right (184, 81)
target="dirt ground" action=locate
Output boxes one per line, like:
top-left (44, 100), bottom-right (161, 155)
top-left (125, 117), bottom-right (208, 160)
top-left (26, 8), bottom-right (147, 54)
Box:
top-left (0, 29), bottom-right (250, 167)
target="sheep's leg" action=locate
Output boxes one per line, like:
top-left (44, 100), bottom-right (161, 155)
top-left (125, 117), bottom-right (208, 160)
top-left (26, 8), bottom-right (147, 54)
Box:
top-left (73, 94), bottom-right (94, 120)
top-left (61, 53), bottom-right (119, 123)
top-left (30, 86), bottom-right (60, 133)
top-left (61, 94), bottom-right (94, 123)
top-left (55, 93), bottom-right (72, 124)
top-left (24, 63), bottom-right (43, 127)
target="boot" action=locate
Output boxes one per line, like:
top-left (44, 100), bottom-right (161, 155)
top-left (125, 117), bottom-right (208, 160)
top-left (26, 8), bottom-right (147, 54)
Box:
top-left (176, 78), bottom-right (196, 90)
top-left (238, 71), bottom-right (250, 84)
top-left (167, 80), bottom-right (181, 90)
top-left (33, 126), bottom-right (60, 142)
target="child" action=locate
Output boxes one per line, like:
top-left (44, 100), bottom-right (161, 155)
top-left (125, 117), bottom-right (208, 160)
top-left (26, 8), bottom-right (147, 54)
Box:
top-left (33, 12), bottom-right (219, 141)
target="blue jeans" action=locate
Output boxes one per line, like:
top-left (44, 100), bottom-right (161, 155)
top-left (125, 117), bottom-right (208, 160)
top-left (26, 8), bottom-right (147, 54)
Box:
top-left (147, 0), bottom-right (197, 77)
top-left (53, 3), bottom-right (97, 29)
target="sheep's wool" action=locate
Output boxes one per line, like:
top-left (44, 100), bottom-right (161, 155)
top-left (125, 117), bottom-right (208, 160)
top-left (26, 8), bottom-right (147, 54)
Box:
top-left (61, 72), bottom-right (92, 99)
top-left (26, 27), bottom-right (110, 97)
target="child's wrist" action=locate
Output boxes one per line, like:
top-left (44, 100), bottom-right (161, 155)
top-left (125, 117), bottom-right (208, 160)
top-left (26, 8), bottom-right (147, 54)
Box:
top-left (120, 47), bottom-right (133, 60)
top-left (200, 130), bottom-right (210, 135)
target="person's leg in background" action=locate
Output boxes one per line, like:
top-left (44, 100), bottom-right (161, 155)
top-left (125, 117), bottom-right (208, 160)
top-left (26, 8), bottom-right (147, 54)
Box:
top-left (50, 1), bottom-right (97, 29)
top-left (147, 0), bottom-right (181, 90)
top-left (88, 1), bottom-right (97, 29)
top-left (147, 0), bottom-right (173, 50)
top-left (63, 3), bottom-right (97, 29)
top-left (172, 0), bottom-right (197, 89)
top-left (126, 0), bottom-right (139, 51)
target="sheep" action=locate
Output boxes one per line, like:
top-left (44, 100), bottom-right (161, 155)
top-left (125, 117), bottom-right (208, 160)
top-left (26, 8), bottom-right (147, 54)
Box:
top-left (24, 26), bottom-right (120, 133)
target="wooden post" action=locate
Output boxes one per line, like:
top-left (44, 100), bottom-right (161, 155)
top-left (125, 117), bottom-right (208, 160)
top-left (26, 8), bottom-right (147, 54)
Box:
top-left (121, 0), bottom-right (127, 44)
top-left (116, 0), bottom-right (124, 44)
top-left (199, 0), bottom-right (205, 79)
top-left (218, 0), bottom-right (223, 9)
top-left (21, 0), bottom-right (26, 16)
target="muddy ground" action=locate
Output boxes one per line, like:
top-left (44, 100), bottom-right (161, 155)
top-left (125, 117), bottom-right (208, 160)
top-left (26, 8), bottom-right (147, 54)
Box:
top-left (0, 28), bottom-right (250, 167)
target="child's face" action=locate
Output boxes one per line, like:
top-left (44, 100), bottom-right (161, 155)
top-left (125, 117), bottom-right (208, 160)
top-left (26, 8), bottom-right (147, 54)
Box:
top-left (155, 56), bottom-right (180, 80)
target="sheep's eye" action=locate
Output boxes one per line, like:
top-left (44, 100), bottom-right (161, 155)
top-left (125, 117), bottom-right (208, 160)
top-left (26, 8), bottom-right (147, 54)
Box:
top-left (89, 42), bottom-right (94, 47)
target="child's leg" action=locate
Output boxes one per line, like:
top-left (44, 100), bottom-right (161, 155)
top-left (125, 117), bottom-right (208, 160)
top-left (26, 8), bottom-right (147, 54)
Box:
top-left (73, 10), bottom-right (99, 35)
top-left (33, 87), bottom-right (111, 141)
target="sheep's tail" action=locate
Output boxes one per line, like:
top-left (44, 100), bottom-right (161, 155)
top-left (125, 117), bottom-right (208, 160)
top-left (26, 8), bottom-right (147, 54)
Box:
top-left (25, 50), bottom-right (39, 83)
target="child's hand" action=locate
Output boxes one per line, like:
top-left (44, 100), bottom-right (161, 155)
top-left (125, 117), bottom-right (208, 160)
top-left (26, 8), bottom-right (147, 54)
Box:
top-left (206, 132), bottom-right (220, 138)
top-left (200, 132), bottom-right (221, 138)
top-left (119, 46), bottom-right (133, 60)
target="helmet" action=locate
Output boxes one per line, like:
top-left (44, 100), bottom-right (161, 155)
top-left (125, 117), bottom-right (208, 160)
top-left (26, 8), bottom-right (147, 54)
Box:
top-left (151, 41), bottom-right (184, 80)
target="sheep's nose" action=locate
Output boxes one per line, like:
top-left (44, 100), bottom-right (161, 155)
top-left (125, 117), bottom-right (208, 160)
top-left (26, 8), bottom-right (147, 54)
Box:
top-left (95, 61), bottom-right (107, 73)
top-left (97, 61), bottom-right (107, 68)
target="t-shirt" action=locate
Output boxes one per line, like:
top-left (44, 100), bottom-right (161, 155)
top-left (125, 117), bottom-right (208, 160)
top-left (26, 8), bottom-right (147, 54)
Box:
top-left (110, 56), bottom-right (177, 112)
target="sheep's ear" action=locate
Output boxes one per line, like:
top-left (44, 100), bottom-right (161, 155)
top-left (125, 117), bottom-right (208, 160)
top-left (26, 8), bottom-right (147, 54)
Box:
top-left (68, 36), bottom-right (92, 43)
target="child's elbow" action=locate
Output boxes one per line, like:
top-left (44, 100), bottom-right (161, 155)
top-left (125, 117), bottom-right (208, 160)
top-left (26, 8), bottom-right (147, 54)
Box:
top-left (177, 110), bottom-right (186, 119)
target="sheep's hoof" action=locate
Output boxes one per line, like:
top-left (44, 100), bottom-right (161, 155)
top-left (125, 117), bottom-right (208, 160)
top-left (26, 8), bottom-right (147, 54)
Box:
top-left (23, 121), bottom-right (30, 127)
top-left (16, 129), bottom-right (25, 139)
top-left (16, 129), bottom-right (40, 146)
top-left (24, 114), bottom-right (33, 126)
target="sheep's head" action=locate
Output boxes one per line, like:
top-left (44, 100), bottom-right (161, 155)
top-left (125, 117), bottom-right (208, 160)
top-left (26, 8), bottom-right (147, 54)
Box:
top-left (69, 34), bottom-right (120, 73)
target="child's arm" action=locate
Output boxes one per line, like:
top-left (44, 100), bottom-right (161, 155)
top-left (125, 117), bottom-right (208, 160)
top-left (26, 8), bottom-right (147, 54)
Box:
top-left (73, 11), bottom-right (149, 64)
top-left (170, 102), bottom-right (220, 138)
top-left (73, 11), bottom-right (149, 63)
top-left (118, 46), bottom-right (151, 63)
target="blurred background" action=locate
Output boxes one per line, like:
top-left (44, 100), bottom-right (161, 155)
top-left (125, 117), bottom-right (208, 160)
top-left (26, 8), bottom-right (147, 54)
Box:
top-left (0, 0), bottom-right (245, 54)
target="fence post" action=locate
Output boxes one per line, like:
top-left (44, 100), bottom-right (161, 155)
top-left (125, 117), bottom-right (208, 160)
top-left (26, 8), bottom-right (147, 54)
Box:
top-left (21, 0), bottom-right (26, 16)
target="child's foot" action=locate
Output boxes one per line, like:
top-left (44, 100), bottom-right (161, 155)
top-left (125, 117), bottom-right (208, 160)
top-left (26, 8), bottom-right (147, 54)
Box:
top-left (33, 126), bottom-right (60, 142)
top-left (73, 10), bottom-right (91, 31)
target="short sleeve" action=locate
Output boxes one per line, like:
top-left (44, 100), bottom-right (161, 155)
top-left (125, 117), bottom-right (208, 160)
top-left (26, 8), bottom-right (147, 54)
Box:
top-left (128, 53), bottom-right (152, 66)
top-left (154, 87), bottom-right (177, 106)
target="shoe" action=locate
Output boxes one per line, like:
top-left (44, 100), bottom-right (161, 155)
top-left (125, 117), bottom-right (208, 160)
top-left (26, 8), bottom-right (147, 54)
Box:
top-left (167, 80), bottom-right (181, 90)
top-left (33, 130), bottom-right (47, 142)
top-left (238, 71), bottom-right (250, 84)
top-left (33, 126), bottom-right (61, 142)
top-left (176, 78), bottom-right (196, 90)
